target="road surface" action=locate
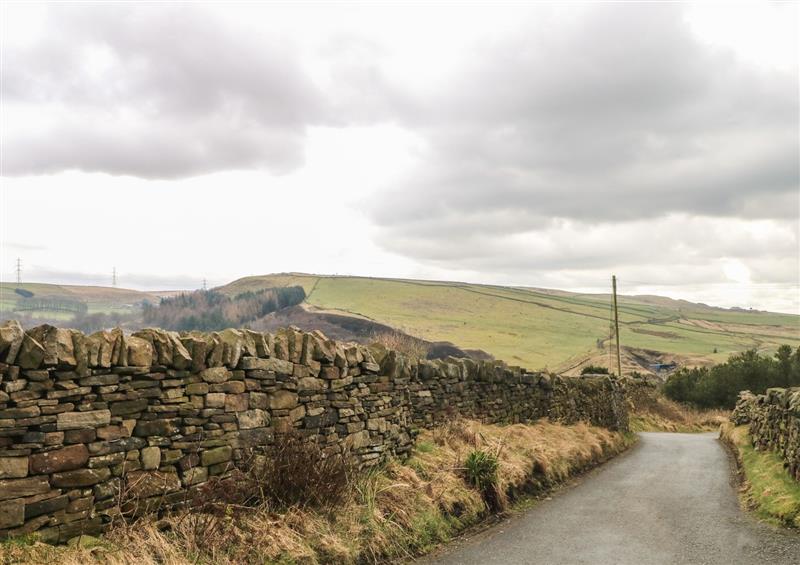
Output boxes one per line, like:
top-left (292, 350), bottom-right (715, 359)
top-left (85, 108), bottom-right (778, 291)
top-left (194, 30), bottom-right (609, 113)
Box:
top-left (421, 432), bottom-right (800, 565)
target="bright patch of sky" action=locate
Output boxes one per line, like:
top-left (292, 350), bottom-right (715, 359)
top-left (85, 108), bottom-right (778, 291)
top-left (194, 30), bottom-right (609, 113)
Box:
top-left (1, 2), bottom-right (797, 314)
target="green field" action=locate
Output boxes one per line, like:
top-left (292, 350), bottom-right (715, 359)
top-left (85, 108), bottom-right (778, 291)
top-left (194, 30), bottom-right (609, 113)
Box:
top-left (220, 273), bottom-right (800, 372)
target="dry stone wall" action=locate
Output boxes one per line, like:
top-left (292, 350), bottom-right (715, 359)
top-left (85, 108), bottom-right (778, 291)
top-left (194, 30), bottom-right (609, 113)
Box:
top-left (0, 320), bottom-right (627, 542)
top-left (732, 388), bottom-right (800, 480)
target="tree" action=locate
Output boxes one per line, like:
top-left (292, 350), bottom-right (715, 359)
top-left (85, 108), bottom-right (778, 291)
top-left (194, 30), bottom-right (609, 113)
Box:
top-left (664, 345), bottom-right (792, 409)
top-left (141, 286), bottom-right (306, 331)
top-left (791, 346), bottom-right (800, 386)
top-left (775, 344), bottom-right (793, 387)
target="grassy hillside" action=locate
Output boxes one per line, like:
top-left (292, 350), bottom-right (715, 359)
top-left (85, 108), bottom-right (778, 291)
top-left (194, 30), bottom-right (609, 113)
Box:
top-left (2, 274), bottom-right (797, 373)
top-left (220, 273), bottom-right (800, 372)
top-left (0, 282), bottom-right (173, 320)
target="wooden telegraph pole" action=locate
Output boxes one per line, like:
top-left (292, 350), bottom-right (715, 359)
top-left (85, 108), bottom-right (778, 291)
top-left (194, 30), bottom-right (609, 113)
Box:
top-left (612, 275), bottom-right (622, 376)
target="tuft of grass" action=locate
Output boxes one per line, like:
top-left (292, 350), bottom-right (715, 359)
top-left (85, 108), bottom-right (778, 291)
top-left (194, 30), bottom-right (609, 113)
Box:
top-left (1, 534), bottom-right (39, 548)
top-left (720, 422), bottom-right (800, 528)
top-left (463, 449), bottom-right (503, 511)
top-left (415, 441), bottom-right (435, 454)
top-left (464, 450), bottom-right (499, 492)
top-left (408, 510), bottom-right (455, 552)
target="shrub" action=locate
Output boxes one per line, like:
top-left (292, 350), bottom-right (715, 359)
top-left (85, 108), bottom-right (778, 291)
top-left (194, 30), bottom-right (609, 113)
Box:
top-left (581, 365), bottom-right (609, 375)
top-left (138, 436), bottom-right (354, 561)
top-left (251, 433), bottom-right (355, 510)
top-left (184, 433), bottom-right (354, 516)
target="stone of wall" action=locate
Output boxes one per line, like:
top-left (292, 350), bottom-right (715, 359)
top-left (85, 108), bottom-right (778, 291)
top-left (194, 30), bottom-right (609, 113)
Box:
top-left (732, 388), bottom-right (800, 480)
top-left (0, 321), bottom-right (627, 542)
top-left (730, 390), bottom-right (758, 425)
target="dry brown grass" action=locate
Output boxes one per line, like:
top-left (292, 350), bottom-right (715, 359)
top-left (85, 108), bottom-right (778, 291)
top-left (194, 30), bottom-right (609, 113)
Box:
top-left (0, 419), bottom-right (633, 565)
top-left (370, 330), bottom-right (430, 359)
top-left (628, 384), bottom-right (728, 432)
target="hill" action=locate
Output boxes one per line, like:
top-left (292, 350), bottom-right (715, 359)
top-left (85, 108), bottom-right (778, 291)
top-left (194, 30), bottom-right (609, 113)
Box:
top-left (219, 273), bottom-right (800, 373)
top-left (2, 274), bottom-right (797, 374)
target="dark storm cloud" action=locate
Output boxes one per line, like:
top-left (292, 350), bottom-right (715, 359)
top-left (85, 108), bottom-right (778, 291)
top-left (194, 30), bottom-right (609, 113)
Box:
top-left (3, 5), bottom-right (325, 178)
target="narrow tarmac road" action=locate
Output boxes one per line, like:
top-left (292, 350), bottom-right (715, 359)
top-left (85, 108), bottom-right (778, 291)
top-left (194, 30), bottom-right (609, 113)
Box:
top-left (421, 432), bottom-right (799, 565)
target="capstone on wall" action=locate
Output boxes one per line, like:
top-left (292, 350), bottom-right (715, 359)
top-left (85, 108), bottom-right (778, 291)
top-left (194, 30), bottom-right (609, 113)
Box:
top-left (0, 320), bottom-right (627, 542)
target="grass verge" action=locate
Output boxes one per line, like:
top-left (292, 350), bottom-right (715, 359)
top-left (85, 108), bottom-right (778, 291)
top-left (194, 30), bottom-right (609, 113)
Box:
top-left (720, 422), bottom-right (800, 528)
top-left (0, 419), bottom-right (634, 565)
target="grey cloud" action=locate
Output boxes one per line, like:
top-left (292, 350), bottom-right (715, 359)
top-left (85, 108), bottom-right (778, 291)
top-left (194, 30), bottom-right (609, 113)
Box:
top-left (375, 214), bottom-right (798, 280)
top-left (4, 5), bottom-right (325, 178)
top-left (8, 118), bottom-right (307, 179)
top-left (365, 4), bottom-right (798, 273)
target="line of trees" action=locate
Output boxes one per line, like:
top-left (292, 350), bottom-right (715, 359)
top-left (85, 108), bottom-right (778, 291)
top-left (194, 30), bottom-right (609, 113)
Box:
top-left (142, 286), bottom-right (306, 332)
top-left (16, 297), bottom-right (88, 315)
top-left (663, 345), bottom-right (800, 409)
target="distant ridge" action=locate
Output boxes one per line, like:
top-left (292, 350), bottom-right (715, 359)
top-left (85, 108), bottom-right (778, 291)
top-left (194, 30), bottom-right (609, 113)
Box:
top-left (2, 273), bottom-right (797, 374)
top-left (218, 273), bottom-right (800, 373)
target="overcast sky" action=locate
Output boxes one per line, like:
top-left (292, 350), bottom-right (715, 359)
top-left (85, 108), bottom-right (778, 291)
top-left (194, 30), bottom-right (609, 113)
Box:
top-left (1, 2), bottom-right (798, 313)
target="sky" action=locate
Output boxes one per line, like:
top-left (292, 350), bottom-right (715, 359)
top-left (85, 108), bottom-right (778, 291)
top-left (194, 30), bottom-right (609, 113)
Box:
top-left (1, 2), bottom-right (798, 314)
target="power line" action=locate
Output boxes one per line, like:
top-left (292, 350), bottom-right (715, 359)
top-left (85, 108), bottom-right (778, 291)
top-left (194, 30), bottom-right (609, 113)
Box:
top-left (202, 278), bottom-right (207, 291)
top-left (15, 258), bottom-right (21, 284)
top-left (112, 267), bottom-right (117, 287)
